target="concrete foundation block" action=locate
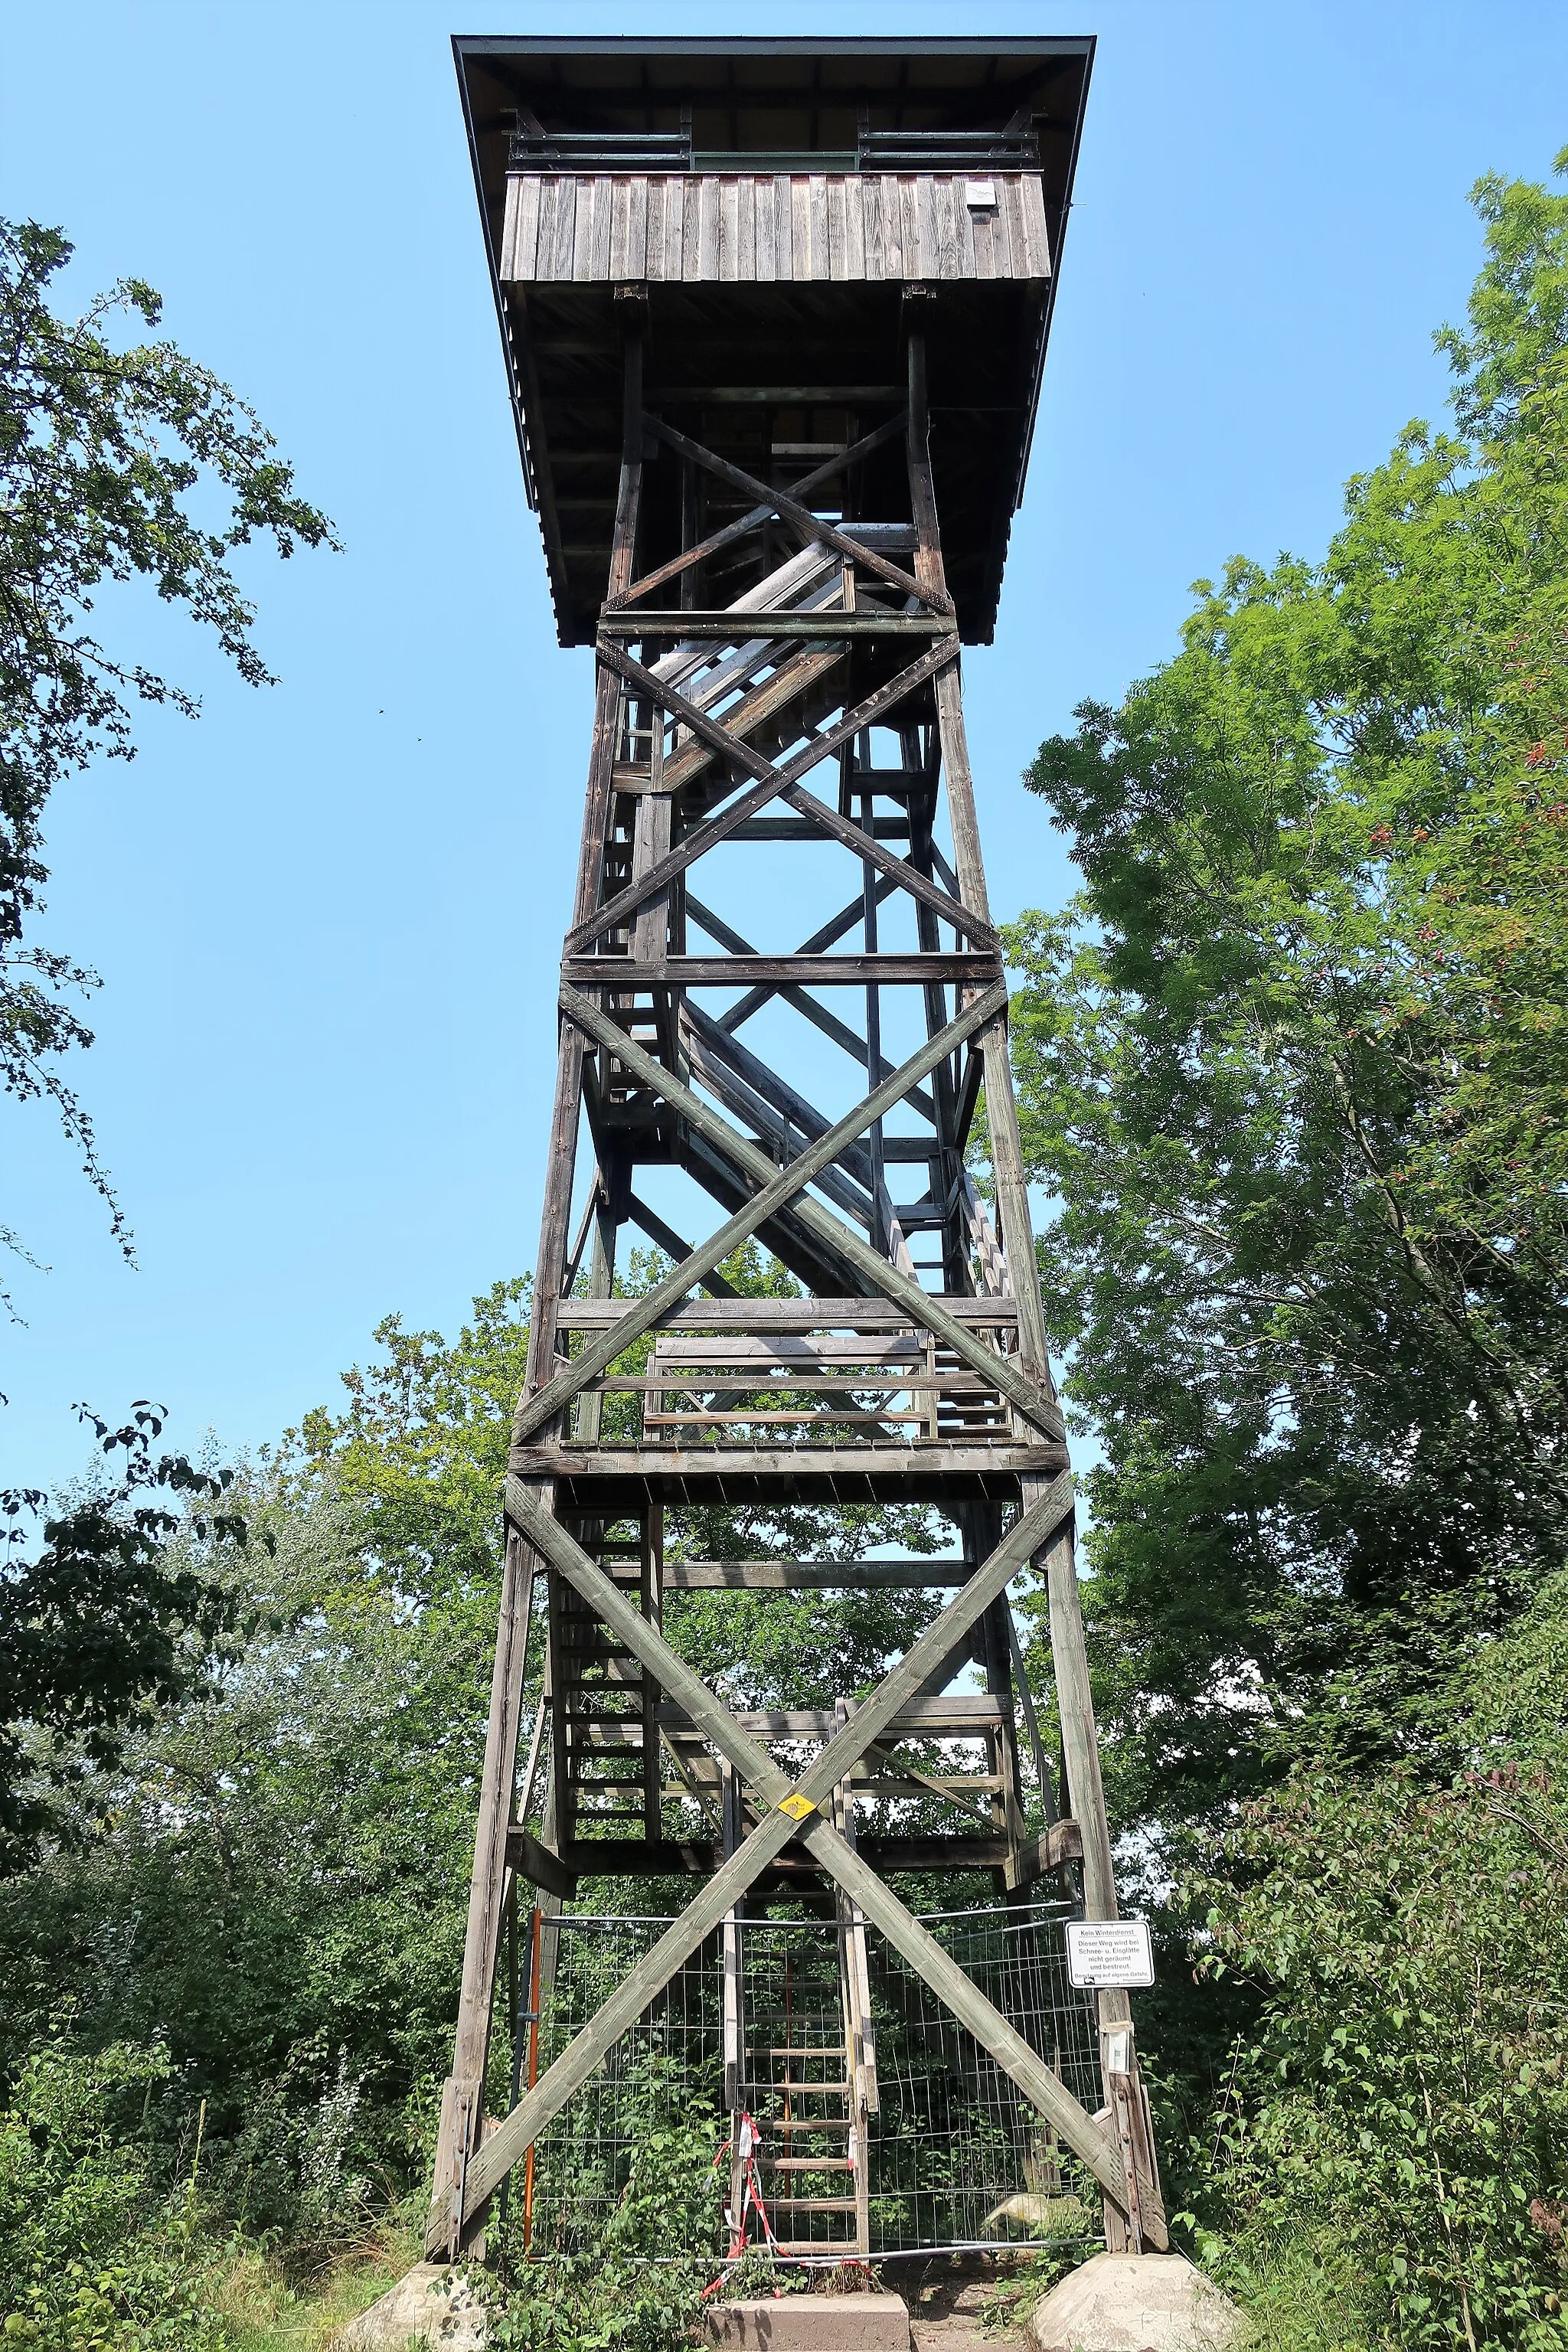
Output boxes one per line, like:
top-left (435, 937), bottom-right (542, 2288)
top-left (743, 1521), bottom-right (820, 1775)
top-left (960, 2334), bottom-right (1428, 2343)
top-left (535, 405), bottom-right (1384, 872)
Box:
top-left (707, 2291), bottom-right (912, 2350)
top-left (337, 2262), bottom-right (486, 2350)
top-left (1023, 2252), bottom-right (1241, 2352)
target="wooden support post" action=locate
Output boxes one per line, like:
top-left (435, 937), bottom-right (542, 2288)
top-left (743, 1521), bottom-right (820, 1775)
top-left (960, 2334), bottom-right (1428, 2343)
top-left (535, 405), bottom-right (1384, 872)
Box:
top-left (427, 1527), bottom-right (536, 2255)
top-left (1035, 1477), bottom-right (1162, 2247)
top-left (432, 315), bottom-right (648, 2249)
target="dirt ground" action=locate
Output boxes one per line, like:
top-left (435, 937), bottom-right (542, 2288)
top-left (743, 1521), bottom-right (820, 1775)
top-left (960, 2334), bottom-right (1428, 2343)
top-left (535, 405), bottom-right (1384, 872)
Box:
top-left (895, 2254), bottom-right (1037, 2350)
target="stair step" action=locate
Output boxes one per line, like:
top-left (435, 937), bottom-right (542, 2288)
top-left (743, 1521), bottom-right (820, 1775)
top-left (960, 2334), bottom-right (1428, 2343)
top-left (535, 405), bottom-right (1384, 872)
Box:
top-left (774, 2117), bottom-right (852, 2132)
top-left (765, 2158), bottom-right (855, 2173)
top-left (777, 2082), bottom-right (849, 2096)
top-left (774, 2239), bottom-right (862, 2254)
top-left (766, 2197), bottom-right (858, 2212)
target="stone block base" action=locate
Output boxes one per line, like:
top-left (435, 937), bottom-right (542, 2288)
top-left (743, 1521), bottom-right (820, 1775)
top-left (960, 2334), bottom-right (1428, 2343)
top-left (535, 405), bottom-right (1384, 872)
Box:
top-left (338, 2262), bottom-right (486, 2350)
top-left (707, 2292), bottom-right (912, 2350)
top-left (1024, 2253), bottom-right (1240, 2351)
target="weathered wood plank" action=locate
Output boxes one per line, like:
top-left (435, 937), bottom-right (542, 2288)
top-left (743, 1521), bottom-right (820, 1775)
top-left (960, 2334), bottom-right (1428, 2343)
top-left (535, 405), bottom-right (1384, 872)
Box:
top-left (682, 175), bottom-right (702, 278)
top-left (593, 177), bottom-right (615, 280)
top-left (1021, 173), bottom-right (1051, 279)
top-left (954, 182), bottom-right (979, 277)
top-left (1001, 174), bottom-right (1027, 280)
top-left (598, 609), bottom-right (946, 639)
top-left (500, 170), bottom-right (1048, 286)
top-left (608, 176), bottom-right (632, 279)
top-left (511, 1442), bottom-right (1067, 1480)
top-left (899, 177), bottom-right (921, 281)
top-left (662, 1558), bottom-right (969, 1589)
top-left (644, 176), bottom-right (666, 281)
top-left (550, 176), bottom-right (578, 280)
top-left (564, 952), bottom-right (999, 988)
top-left (557, 1297), bottom-right (1018, 1329)
top-left (698, 175), bottom-right (720, 279)
top-left (626, 175), bottom-right (648, 282)
top-left (737, 175), bottom-right (756, 279)
top-left (808, 175), bottom-right (829, 280)
top-left (719, 175), bottom-right (739, 280)
top-left (505, 1825), bottom-right (575, 1900)
top-left (915, 176), bottom-right (939, 277)
top-left (934, 178), bottom-right (960, 278)
top-left (972, 193), bottom-right (998, 282)
top-left (827, 175), bottom-right (847, 279)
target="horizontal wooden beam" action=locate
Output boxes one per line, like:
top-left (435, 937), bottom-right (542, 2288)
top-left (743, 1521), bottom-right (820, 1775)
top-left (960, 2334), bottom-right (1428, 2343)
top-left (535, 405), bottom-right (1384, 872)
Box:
top-left (662, 1557), bottom-right (965, 1588)
top-left (556, 1297), bottom-right (1018, 1330)
top-left (566, 953), bottom-right (999, 988)
top-left (551, 1834), bottom-right (1021, 1874)
top-left (729, 818), bottom-right (910, 842)
top-left (662, 1695), bottom-right (1009, 1735)
top-left (599, 611), bottom-right (951, 640)
top-left (511, 1442), bottom-right (1068, 1480)
top-left (645, 384), bottom-right (903, 404)
top-left (505, 1828), bottom-right (574, 1899)
top-left (1007, 1821), bottom-right (1087, 1886)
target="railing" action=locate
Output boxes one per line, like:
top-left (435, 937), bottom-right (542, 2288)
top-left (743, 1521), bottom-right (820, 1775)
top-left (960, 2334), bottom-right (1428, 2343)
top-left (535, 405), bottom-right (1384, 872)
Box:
top-left (559, 1300), bottom-right (1022, 1451)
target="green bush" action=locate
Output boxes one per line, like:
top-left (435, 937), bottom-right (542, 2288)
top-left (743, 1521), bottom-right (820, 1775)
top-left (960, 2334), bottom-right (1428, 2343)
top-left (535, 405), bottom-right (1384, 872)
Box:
top-left (1187, 1765), bottom-right (1568, 2350)
top-left (486, 2050), bottom-right (722, 2352)
top-left (0, 2039), bottom-right (234, 2350)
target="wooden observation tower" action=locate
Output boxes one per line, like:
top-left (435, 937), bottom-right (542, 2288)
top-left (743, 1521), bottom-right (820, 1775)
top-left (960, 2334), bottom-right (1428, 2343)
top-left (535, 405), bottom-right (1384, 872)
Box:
top-left (433, 34), bottom-right (1164, 2266)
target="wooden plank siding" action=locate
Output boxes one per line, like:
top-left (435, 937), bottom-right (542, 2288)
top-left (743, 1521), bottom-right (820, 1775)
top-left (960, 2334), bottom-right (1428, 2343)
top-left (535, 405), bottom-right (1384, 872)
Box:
top-left (500, 172), bottom-right (1050, 286)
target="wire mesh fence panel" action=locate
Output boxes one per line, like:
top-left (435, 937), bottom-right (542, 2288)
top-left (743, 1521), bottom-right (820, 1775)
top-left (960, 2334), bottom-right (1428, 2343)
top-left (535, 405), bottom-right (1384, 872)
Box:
top-left (510, 1901), bottom-right (1105, 2264)
top-left (865, 1901), bottom-right (1105, 2253)
top-left (514, 1916), bottom-right (728, 2259)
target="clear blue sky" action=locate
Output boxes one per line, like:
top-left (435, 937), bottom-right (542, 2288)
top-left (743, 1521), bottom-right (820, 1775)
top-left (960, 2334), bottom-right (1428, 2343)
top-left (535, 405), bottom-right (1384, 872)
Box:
top-left (3, 0), bottom-right (1565, 1497)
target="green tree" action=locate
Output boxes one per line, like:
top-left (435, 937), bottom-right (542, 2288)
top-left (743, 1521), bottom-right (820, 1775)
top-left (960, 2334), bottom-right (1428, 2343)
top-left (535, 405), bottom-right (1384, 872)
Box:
top-left (0, 1403), bottom-right (254, 1877)
top-left (1004, 155), bottom-right (1568, 1841)
top-left (0, 219), bottom-right (335, 1268)
top-left (1183, 1575), bottom-right (1568, 2352)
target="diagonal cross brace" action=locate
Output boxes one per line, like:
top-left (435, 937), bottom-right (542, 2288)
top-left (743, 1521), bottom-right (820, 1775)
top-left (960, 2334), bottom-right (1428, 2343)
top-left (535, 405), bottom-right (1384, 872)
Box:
top-left (443, 1470), bottom-right (1163, 2252)
top-left (511, 977), bottom-right (1007, 1448)
top-left (554, 985), bottom-right (1068, 1446)
top-left (642, 411), bottom-right (950, 616)
top-left (610, 409), bottom-right (910, 611)
top-left (569, 640), bottom-right (981, 955)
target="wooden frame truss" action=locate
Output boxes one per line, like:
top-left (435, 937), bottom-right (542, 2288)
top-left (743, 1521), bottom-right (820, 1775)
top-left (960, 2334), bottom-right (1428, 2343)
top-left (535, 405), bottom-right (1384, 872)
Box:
top-left (430, 312), bottom-right (1163, 2269)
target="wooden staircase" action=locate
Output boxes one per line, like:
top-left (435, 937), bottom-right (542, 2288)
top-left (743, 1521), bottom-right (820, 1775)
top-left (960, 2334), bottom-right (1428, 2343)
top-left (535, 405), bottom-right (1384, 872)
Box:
top-left (551, 1517), bottom-right (662, 1850)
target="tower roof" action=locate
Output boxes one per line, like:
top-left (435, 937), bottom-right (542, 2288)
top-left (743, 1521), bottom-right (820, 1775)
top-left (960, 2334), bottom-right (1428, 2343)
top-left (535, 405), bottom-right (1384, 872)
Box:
top-left (454, 36), bottom-right (1095, 644)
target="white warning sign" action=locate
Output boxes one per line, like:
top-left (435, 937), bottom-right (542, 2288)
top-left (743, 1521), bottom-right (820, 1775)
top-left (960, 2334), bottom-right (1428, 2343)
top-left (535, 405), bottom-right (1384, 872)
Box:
top-left (1065, 1919), bottom-right (1155, 1990)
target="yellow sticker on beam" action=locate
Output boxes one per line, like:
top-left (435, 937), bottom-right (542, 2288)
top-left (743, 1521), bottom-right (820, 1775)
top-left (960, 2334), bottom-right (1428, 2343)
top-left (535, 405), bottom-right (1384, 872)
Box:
top-left (777, 1792), bottom-right (817, 1821)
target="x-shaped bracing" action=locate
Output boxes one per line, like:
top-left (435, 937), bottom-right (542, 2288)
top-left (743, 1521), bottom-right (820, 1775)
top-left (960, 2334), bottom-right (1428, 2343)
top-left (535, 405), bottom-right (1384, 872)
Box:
top-left (511, 981), bottom-right (1064, 1452)
top-left (571, 639), bottom-right (986, 956)
top-left (429, 1472), bottom-right (1166, 2255)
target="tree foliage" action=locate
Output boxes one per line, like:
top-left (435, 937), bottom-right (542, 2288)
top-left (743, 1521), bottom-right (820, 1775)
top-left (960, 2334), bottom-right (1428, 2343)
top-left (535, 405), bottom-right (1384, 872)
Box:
top-left (0, 1403), bottom-right (256, 1877)
top-left (0, 219), bottom-right (335, 1262)
top-left (1007, 156), bottom-right (1568, 1835)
